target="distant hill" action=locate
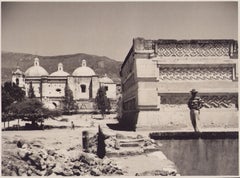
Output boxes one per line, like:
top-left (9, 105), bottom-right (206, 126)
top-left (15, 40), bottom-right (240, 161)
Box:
top-left (1, 51), bottom-right (122, 84)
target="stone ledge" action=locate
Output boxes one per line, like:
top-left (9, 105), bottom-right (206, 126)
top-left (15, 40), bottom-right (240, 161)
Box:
top-left (149, 131), bottom-right (238, 140)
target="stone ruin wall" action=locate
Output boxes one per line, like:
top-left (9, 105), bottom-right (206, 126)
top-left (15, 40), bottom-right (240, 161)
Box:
top-left (151, 39), bottom-right (238, 111)
top-left (120, 38), bottom-right (238, 129)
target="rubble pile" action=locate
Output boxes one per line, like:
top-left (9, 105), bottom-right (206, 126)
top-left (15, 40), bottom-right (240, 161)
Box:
top-left (88, 133), bottom-right (162, 157)
top-left (135, 169), bottom-right (178, 176)
top-left (2, 140), bottom-right (124, 176)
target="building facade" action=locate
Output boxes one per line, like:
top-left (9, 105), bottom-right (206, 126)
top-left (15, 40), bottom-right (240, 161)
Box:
top-left (12, 58), bottom-right (117, 112)
top-left (120, 38), bottom-right (238, 130)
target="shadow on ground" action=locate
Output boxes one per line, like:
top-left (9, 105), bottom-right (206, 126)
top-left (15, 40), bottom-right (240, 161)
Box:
top-left (106, 123), bottom-right (135, 131)
top-left (2, 125), bottom-right (71, 131)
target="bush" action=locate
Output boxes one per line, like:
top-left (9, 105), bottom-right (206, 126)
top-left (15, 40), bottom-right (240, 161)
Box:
top-left (7, 98), bottom-right (62, 127)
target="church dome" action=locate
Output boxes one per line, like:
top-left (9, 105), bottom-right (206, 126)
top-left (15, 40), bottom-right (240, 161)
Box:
top-left (72, 60), bottom-right (96, 76)
top-left (100, 74), bottom-right (114, 83)
top-left (50, 63), bottom-right (69, 76)
top-left (25, 58), bottom-right (49, 76)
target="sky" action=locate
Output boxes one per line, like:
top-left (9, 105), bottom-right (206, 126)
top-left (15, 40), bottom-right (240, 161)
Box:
top-left (1, 2), bottom-right (238, 61)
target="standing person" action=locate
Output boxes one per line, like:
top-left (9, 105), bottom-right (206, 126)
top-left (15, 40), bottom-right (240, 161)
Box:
top-left (97, 125), bottom-right (106, 159)
top-left (71, 121), bottom-right (75, 130)
top-left (188, 89), bottom-right (204, 132)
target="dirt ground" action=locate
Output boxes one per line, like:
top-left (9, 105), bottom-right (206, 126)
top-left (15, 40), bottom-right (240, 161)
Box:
top-left (2, 114), bottom-right (178, 176)
top-left (3, 113), bottom-right (237, 176)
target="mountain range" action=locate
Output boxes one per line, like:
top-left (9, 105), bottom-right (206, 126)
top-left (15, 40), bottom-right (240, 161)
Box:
top-left (1, 51), bottom-right (122, 84)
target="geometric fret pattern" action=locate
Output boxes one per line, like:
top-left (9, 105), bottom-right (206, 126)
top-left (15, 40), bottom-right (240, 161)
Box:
top-left (201, 95), bottom-right (238, 108)
top-left (160, 95), bottom-right (238, 108)
top-left (159, 67), bottom-right (232, 81)
top-left (157, 43), bottom-right (229, 57)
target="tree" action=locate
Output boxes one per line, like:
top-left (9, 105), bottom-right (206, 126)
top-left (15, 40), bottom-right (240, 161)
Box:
top-left (95, 86), bottom-right (111, 119)
top-left (28, 81), bottom-right (36, 98)
top-left (7, 98), bottom-right (61, 129)
top-left (2, 81), bottom-right (25, 113)
top-left (63, 83), bottom-right (78, 114)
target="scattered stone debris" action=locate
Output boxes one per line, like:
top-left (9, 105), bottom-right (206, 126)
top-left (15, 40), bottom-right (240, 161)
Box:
top-left (2, 139), bottom-right (124, 176)
top-left (2, 132), bottom-right (178, 176)
top-left (88, 133), bottom-right (162, 157)
top-left (135, 169), bottom-right (178, 176)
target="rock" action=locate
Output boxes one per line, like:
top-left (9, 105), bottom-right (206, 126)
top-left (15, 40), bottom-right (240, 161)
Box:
top-left (46, 156), bottom-right (56, 169)
top-left (80, 153), bottom-right (97, 165)
top-left (136, 135), bottom-right (144, 139)
top-left (40, 159), bottom-right (47, 170)
top-left (135, 170), bottom-right (169, 176)
top-left (47, 148), bottom-right (56, 156)
top-left (11, 170), bottom-right (18, 176)
top-left (28, 154), bottom-right (43, 168)
top-left (68, 150), bottom-right (82, 162)
top-left (49, 172), bottom-right (58, 176)
top-left (18, 149), bottom-right (29, 159)
top-left (2, 169), bottom-right (11, 176)
top-left (34, 169), bottom-right (44, 176)
top-left (72, 168), bottom-right (81, 176)
top-left (163, 167), bottom-right (177, 175)
top-left (105, 139), bottom-right (115, 148)
top-left (114, 169), bottom-right (124, 175)
top-left (44, 169), bottom-right (53, 176)
top-left (102, 165), bottom-right (111, 174)
top-left (27, 169), bottom-right (32, 176)
top-left (63, 169), bottom-right (73, 176)
top-left (52, 162), bottom-right (63, 174)
top-left (90, 168), bottom-right (101, 176)
top-left (22, 143), bottom-right (30, 149)
top-left (31, 141), bottom-right (43, 148)
top-left (102, 158), bottom-right (111, 165)
top-left (17, 167), bottom-right (26, 176)
top-left (17, 140), bottom-right (25, 148)
top-left (73, 161), bottom-right (81, 169)
top-left (116, 133), bottom-right (126, 139)
top-left (150, 139), bottom-right (156, 143)
top-left (38, 150), bottom-right (48, 160)
top-left (114, 140), bottom-right (120, 150)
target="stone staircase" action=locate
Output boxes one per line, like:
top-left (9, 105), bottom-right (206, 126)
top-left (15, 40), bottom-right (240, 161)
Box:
top-left (105, 136), bottom-right (161, 157)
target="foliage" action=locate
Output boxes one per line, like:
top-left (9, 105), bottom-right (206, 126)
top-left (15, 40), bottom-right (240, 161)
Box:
top-left (6, 98), bottom-right (62, 123)
top-left (2, 81), bottom-right (25, 113)
top-left (63, 83), bottom-right (78, 114)
top-left (95, 87), bottom-right (111, 118)
top-left (28, 81), bottom-right (36, 98)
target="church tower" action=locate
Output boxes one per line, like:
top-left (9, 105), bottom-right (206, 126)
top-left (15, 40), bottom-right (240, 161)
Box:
top-left (12, 64), bottom-right (25, 88)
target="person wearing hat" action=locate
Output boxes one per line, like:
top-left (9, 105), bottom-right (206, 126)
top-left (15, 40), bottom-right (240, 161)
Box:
top-left (188, 89), bottom-right (204, 132)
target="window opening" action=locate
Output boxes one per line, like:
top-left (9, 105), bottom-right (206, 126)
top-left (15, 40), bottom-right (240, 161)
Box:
top-left (16, 78), bottom-right (19, 86)
top-left (81, 84), bottom-right (86, 93)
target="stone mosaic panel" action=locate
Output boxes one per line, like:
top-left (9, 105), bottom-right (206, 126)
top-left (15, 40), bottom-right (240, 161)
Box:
top-left (159, 67), bottom-right (232, 81)
top-left (157, 43), bottom-right (229, 57)
top-left (160, 95), bottom-right (238, 109)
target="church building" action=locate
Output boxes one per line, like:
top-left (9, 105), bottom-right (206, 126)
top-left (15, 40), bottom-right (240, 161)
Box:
top-left (12, 58), bottom-right (117, 112)
top-left (120, 38), bottom-right (238, 130)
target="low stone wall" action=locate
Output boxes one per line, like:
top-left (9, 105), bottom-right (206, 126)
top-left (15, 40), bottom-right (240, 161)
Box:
top-left (135, 108), bottom-right (238, 131)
